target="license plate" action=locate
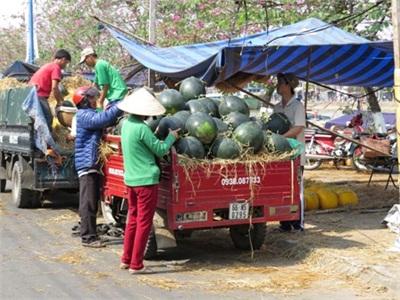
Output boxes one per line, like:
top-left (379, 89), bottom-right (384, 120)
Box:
top-left (229, 202), bottom-right (249, 220)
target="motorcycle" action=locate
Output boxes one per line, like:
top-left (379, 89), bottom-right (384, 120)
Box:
top-left (304, 114), bottom-right (367, 171)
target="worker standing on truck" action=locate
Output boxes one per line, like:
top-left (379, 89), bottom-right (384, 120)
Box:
top-left (29, 49), bottom-right (71, 129)
top-left (73, 86), bottom-right (122, 248)
top-left (79, 47), bottom-right (128, 110)
top-left (274, 72), bottom-right (305, 232)
top-left (117, 88), bottom-right (180, 274)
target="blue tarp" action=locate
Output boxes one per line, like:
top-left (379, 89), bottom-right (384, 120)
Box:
top-left (107, 18), bottom-right (394, 88)
top-left (21, 87), bottom-right (58, 154)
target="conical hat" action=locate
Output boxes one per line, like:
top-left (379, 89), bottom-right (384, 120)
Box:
top-left (117, 88), bottom-right (166, 116)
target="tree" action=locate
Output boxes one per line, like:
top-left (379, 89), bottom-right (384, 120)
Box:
top-left (0, 0), bottom-right (392, 81)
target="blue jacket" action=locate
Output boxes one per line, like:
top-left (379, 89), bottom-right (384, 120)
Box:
top-left (75, 105), bottom-right (122, 172)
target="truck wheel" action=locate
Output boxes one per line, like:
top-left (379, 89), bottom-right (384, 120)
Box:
top-left (30, 192), bottom-right (42, 208)
top-left (0, 179), bottom-right (6, 192)
top-left (229, 223), bottom-right (266, 250)
top-left (11, 161), bottom-right (36, 208)
top-left (144, 227), bottom-right (158, 260)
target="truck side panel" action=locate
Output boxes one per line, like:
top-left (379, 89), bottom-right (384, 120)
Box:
top-left (102, 135), bottom-right (301, 231)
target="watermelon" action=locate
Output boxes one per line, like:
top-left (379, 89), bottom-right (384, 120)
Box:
top-left (185, 112), bottom-right (217, 144)
top-left (249, 116), bottom-right (264, 130)
top-left (263, 112), bottom-right (291, 134)
top-left (62, 100), bottom-right (75, 107)
top-left (198, 97), bottom-right (219, 117)
top-left (223, 112), bottom-right (250, 130)
top-left (211, 137), bottom-right (241, 159)
top-left (147, 116), bottom-right (162, 132)
top-left (173, 111), bottom-right (191, 130)
top-left (233, 121), bottom-right (264, 153)
top-left (213, 117), bottom-right (228, 133)
top-left (156, 116), bottom-right (183, 140)
top-left (186, 99), bottom-right (209, 114)
top-left (112, 115), bottom-right (128, 135)
top-left (209, 97), bottom-right (222, 108)
top-left (264, 132), bottom-right (292, 153)
top-left (219, 95), bottom-right (250, 116)
top-left (179, 76), bottom-right (206, 101)
top-left (175, 136), bottom-right (205, 159)
top-left (158, 89), bottom-right (186, 114)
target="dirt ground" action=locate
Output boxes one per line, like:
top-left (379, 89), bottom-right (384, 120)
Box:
top-left (1, 166), bottom-right (399, 299)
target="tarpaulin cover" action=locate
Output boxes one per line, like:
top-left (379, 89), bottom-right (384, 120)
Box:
top-left (21, 87), bottom-right (57, 154)
top-left (3, 60), bottom-right (39, 81)
top-left (106, 18), bottom-right (394, 88)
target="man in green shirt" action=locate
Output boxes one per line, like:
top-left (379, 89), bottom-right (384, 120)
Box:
top-left (117, 87), bottom-right (180, 274)
top-left (79, 47), bottom-right (128, 109)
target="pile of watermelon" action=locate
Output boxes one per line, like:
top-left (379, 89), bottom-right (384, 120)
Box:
top-left (119, 76), bottom-right (295, 160)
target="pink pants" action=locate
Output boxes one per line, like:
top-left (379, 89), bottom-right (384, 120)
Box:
top-left (121, 185), bottom-right (158, 270)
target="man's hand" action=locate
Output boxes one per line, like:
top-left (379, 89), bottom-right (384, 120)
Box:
top-left (169, 128), bottom-right (181, 139)
top-left (51, 80), bottom-right (64, 108)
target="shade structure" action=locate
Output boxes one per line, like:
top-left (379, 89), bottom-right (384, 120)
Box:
top-left (106, 18), bottom-right (394, 88)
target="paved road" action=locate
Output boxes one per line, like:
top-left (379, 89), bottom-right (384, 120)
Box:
top-left (0, 184), bottom-right (269, 300)
top-left (1, 181), bottom-right (398, 300)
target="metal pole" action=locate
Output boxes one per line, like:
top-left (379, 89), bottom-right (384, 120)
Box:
top-left (392, 0), bottom-right (400, 192)
top-left (26, 0), bottom-right (35, 64)
top-left (148, 0), bottom-right (156, 88)
top-left (304, 48), bottom-right (312, 119)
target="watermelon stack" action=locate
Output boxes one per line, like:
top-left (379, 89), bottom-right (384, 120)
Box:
top-left (113, 76), bottom-right (295, 160)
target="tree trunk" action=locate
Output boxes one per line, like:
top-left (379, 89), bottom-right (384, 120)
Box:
top-left (364, 87), bottom-right (381, 112)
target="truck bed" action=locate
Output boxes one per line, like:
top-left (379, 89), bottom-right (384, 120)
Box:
top-left (103, 135), bottom-right (301, 230)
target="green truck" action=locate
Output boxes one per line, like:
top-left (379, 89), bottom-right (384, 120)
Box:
top-left (0, 87), bottom-right (78, 208)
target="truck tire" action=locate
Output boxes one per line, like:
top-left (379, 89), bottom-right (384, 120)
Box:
top-left (11, 161), bottom-right (38, 208)
top-left (144, 227), bottom-right (158, 260)
top-left (0, 179), bottom-right (6, 193)
top-left (229, 223), bottom-right (266, 250)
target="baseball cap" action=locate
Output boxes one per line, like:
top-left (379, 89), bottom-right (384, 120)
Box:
top-left (79, 47), bottom-right (96, 64)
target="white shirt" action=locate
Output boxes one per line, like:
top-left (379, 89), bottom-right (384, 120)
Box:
top-left (273, 96), bottom-right (306, 165)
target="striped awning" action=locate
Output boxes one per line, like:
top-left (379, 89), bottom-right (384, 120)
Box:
top-left (107, 18), bottom-right (394, 88)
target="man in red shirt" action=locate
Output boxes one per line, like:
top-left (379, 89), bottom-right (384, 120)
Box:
top-left (29, 49), bottom-right (71, 128)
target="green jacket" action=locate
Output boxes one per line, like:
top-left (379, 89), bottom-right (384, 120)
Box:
top-left (121, 115), bottom-right (176, 187)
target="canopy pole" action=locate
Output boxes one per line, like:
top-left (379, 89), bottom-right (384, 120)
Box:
top-left (148, 0), bottom-right (156, 88)
top-left (392, 0), bottom-right (400, 191)
top-left (304, 48), bottom-right (312, 118)
top-left (225, 81), bottom-right (275, 108)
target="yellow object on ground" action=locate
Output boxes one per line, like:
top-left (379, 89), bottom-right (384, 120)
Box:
top-left (337, 190), bottom-right (359, 206)
top-left (305, 184), bottom-right (326, 193)
top-left (304, 191), bottom-right (319, 211)
top-left (316, 188), bottom-right (338, 210)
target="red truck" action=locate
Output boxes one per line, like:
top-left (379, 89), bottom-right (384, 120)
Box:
top-left (101, 135), bottom-right (301, 257)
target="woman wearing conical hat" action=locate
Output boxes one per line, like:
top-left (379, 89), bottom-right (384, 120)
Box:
top-left (117, 87), bottom-right (180, 274)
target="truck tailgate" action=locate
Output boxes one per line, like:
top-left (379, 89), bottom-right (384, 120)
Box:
top-left (159, 154), bottom-right (301, 230)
